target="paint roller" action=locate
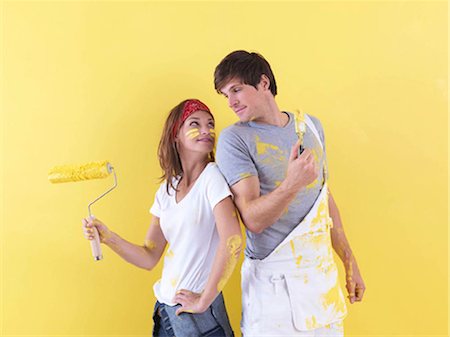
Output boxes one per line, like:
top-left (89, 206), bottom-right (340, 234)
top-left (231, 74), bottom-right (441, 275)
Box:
top-left (48, 160), bottom-right (118, 261)
top-left (295, 109), bottom-right (306, 156)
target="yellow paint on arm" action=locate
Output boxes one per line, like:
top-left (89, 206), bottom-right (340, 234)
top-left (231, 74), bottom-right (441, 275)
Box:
top-left (144, 239), bottom-right (156, 250)
top-left (217, 235), bottom-right (242, 292)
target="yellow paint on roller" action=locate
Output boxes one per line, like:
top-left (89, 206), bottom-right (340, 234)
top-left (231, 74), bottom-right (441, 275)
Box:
top-left (217, 235), bottom-right (242, 292)
top-left (186, 128), bottom-right (200, 139)
top-left (48, 161), bottom-right (111, 183)
top-left (144, 239), bottom-right (156, 250)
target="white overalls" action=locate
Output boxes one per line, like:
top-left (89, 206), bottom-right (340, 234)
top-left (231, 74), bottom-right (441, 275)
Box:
top-left (241, 116), bottom-right (347, 336)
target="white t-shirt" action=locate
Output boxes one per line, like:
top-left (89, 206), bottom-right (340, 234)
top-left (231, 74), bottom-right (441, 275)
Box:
top-left (150, 162), bottom-right (232, 306)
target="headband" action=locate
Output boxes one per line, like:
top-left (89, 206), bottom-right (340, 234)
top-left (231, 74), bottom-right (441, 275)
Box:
top-left (172, 99), bottom-right (212, 138)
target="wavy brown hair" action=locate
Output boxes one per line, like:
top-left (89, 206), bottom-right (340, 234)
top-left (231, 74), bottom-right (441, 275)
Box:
top-left (158, 99), bottom-right (215, 194)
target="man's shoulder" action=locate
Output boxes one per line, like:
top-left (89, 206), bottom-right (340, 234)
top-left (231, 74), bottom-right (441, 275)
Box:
top-left (219, 121), bottom-right (254, 141)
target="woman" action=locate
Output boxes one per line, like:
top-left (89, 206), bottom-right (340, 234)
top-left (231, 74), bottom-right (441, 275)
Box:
top-left (82, 99), bottom-right (242, 337)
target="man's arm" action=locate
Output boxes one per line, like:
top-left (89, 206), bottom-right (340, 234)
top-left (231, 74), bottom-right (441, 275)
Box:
top-left (231, 141), bottom-right (318, 234)
top-left (328, 191), bottom-right (366, 303)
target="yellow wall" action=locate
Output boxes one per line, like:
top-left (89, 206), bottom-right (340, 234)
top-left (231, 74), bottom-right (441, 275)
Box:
top-left (2, 1), bottom-right (447, 336)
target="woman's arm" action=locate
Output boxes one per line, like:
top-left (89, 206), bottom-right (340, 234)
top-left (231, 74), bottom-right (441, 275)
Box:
top-left (173, 196), bottom-right (242, 314)
top-left (83, 215), bottom-right (167, 271)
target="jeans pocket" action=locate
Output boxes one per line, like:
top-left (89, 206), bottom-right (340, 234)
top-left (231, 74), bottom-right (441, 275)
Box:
top-left (200, 324), bottom-right (226, 337)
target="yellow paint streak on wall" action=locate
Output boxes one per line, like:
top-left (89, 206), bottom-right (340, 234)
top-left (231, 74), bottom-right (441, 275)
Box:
top-left (185, 128), bottom-right (200, 139)
top-left (217, 235), bottom-right (242, 292)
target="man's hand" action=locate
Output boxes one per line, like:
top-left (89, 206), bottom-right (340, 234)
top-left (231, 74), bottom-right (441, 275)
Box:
top-left (285, 141), bottom-right (318, 193)
top-left (346, 261), bottom-right (366, 303)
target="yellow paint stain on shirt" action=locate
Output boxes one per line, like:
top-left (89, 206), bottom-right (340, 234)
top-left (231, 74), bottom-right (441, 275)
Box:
top-left (305, 315), bottom-right (318, 330)
top-left (289, 240), bottom-right (303, 267)
top-left (217, 235), bottom-right (242, 292)
top-left (255, 136), bottom-right (281, 155)
top-left (320, 281), bottom-right (347, 315)
top-left (239, 172), bottom-right (253, 179)
top-left (185, 128), bottom-right (200, 139)
top-left (170, 278), bottom-right (178, 287)
top-left (144, 239), bottom-right (156, 250)
top-left (274, 180), bottom-right (281, 187)
top-left (311, 199), bottom-right (329, 227)
top-left (165, 249), bottom-right (174, 259)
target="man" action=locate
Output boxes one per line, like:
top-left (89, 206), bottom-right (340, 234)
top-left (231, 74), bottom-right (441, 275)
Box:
top-left (214, 50), bottom-right (365, 336)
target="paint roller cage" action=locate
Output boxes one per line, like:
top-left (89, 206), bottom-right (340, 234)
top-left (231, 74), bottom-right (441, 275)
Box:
top-left (48, 161), bottom-right (113, 183)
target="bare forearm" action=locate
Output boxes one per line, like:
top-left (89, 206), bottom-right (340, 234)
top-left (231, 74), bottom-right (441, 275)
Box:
top-left (240, 182), bottom-right (299, 233)
top-left (328, 193), bottom-right (356, 268)
top-left (104, 232), bottom-right (161, 270)
top-left (199, 234), bottom-right (242, 308)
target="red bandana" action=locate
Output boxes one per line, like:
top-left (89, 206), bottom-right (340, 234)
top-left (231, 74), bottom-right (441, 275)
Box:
top-left (172, 99), bottom-right (211, 138)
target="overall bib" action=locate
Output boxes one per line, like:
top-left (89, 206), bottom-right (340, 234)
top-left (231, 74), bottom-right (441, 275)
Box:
top-left (241, 116), bottom-right (347, 336)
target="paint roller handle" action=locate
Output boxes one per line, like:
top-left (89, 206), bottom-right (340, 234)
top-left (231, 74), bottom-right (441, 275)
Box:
top-left (88, 215), bottom-right (103, 261)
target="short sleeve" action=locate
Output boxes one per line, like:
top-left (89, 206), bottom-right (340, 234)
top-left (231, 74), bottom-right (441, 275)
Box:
top-left (149, 183), bottom-right (165, 217)
top-left (216, 127), bottom-right (258, 187)
top-left (205, 164), bottom-right (232, 210)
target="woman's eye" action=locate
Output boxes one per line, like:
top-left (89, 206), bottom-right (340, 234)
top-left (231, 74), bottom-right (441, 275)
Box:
top-left (190, 121), bottom-right (199, 126)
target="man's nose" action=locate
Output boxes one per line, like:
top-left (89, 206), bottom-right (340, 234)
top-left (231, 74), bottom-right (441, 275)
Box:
top-left (228, 95), bottom-right (237, 108)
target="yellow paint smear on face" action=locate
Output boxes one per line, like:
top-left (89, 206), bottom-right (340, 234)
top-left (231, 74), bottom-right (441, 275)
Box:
top-left (289, 240), bottom-right (303, 267)
top-left (144, 239), bottom-right (156, 250)
top-left (232, 210), bottom-right (238, 218)
top-left (217, 235), bottom-right (242, 292)
top-left (209, 129), bottom-right (216, 137)
top-left (185, 128), bottom-right (200, 139)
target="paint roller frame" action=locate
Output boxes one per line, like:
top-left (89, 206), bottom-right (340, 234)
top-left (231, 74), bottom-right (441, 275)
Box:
top-left (48, 161), bottom-right (118, 261)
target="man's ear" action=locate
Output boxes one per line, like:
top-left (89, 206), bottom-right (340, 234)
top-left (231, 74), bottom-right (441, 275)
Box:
top-left (259, 74), bottom-right (271, 91)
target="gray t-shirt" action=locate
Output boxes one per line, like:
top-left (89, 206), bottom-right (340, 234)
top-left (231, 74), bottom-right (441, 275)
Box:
top-left (216, 111), bottom-right (327, 260)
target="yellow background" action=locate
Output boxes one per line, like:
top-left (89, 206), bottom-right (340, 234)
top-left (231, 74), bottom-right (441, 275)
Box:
top-left (1, 1), bottom-right (447, 336)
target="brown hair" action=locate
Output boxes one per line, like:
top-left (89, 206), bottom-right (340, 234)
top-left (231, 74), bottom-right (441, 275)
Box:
top-left (214, 50), bottom-right (277, 96)
top-left (158, 99), bottom-right (215, 194)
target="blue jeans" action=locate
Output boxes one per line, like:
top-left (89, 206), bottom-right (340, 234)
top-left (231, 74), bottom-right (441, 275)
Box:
top-left (152, 292), bottom-right (234, 337)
